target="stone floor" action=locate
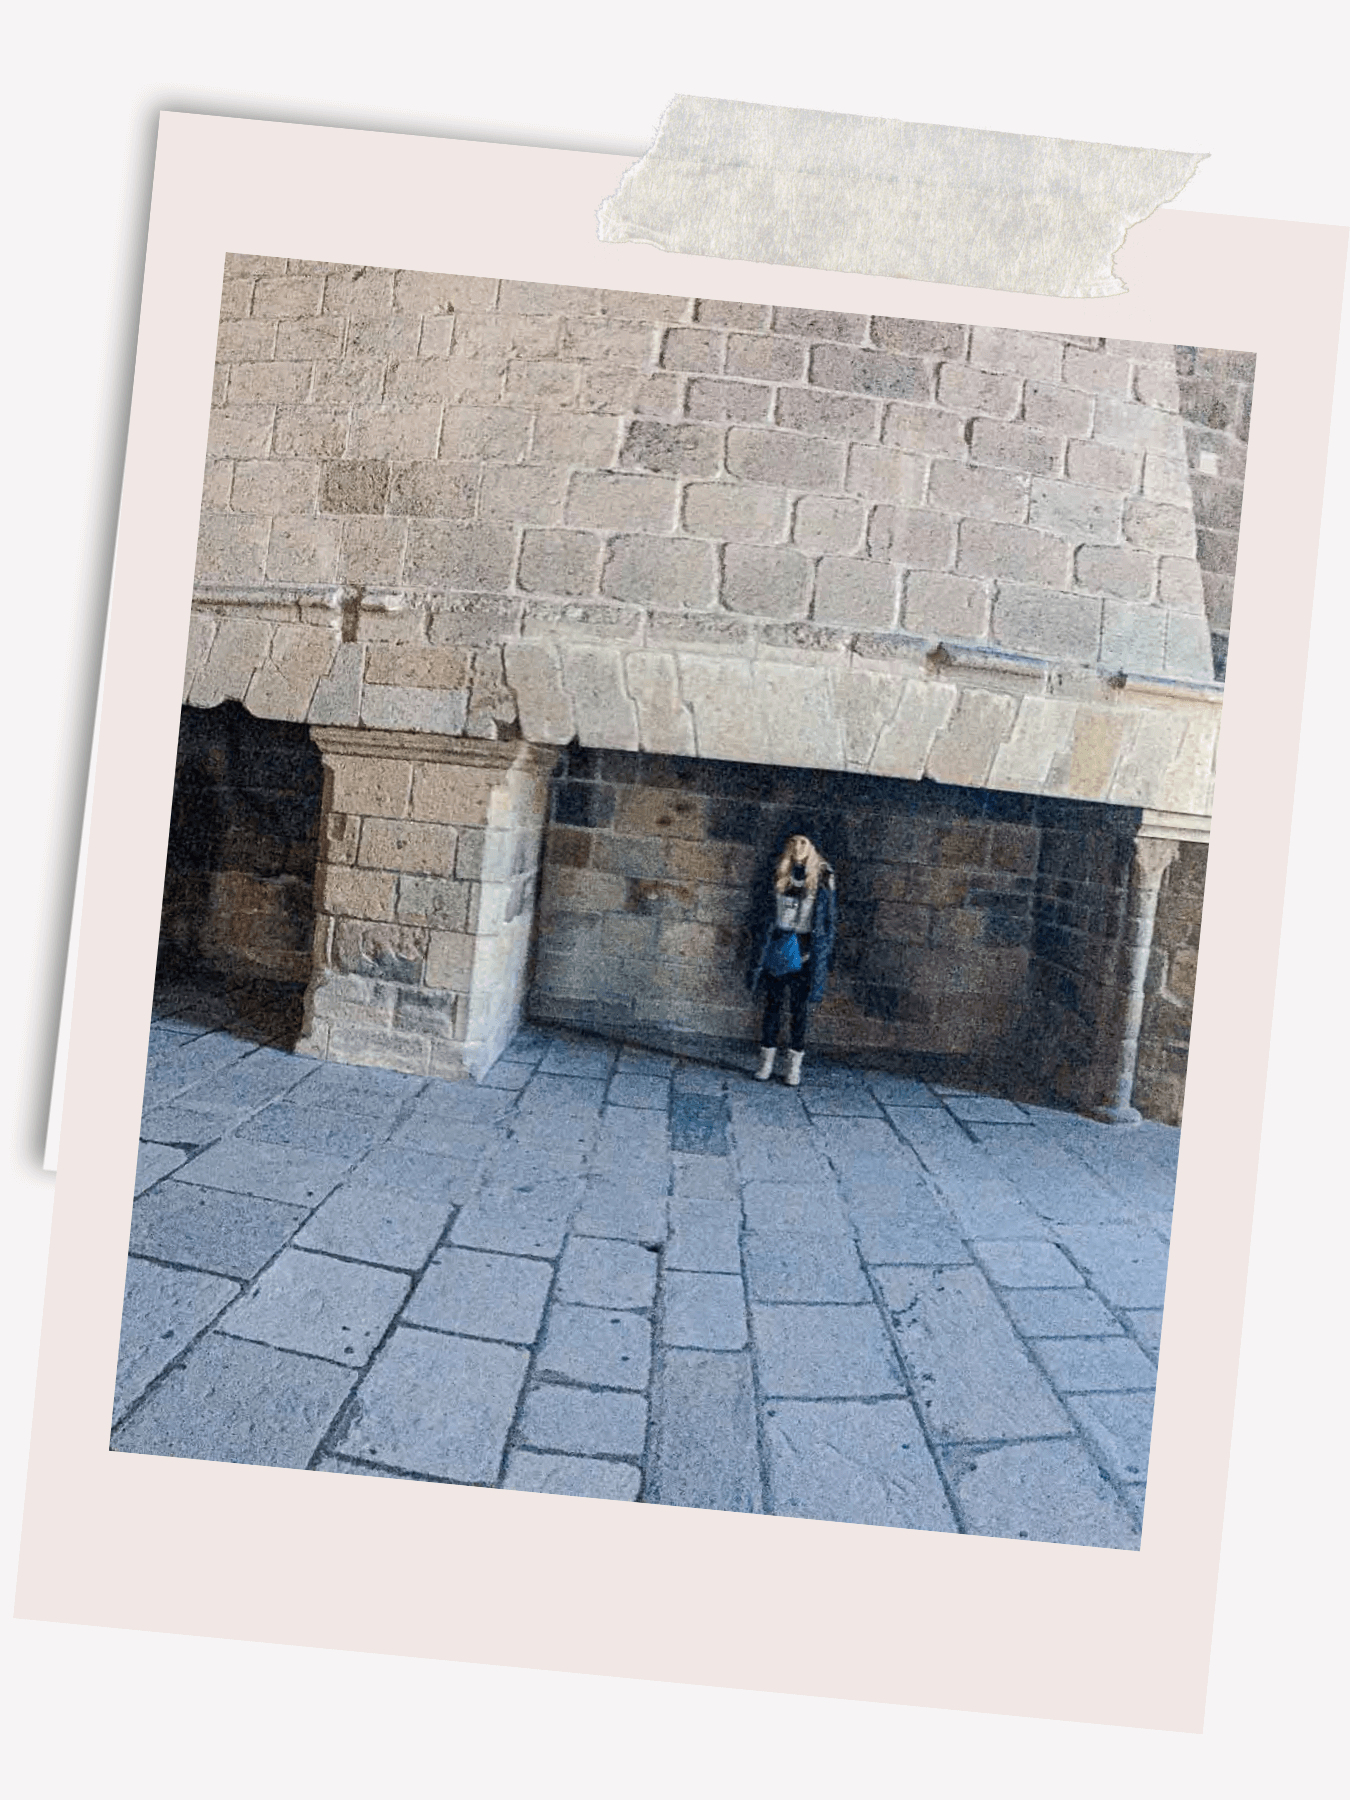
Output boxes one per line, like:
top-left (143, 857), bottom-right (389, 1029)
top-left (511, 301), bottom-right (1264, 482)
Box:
top-left (114, 984), bottom-right (1177, 1548)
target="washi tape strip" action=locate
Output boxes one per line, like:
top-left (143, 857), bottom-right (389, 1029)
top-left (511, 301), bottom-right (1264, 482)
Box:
top-left (598, 95), bottom-right (1206, 299)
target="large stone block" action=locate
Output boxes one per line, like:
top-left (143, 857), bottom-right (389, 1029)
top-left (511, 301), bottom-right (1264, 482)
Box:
top-left (685, 377), bottom-right (774, 423)
top-left (991, 584), bottom-right (1102, 663)
top-left (776, 386), bottom-right (880, 441)
top-left (725, 427), bottom-right (846, 491)
top-left (813, 557), bottom-right (899, 629)
top-left (565, 471), bottom-right (680, 532)
top-left (928, 459), bottom-right (1030, 524)
top-left (602, 534), bottom-right (718, 610)
top-left (517, 529), bottom-right (604, 597)
top-left (720, 543), bottom-right (814, 618)
top-left (956, 519), bottom-right (1072, 588)
top-left (867, 505), bottom-right (954, 570)
top-left (682, 481), bottom-right (789, 543)
top-left (902, 570), bottom-right (991, 639)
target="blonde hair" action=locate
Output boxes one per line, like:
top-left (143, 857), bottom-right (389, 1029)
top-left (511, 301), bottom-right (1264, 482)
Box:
top-left (773, 833), bottom-right (833, 897)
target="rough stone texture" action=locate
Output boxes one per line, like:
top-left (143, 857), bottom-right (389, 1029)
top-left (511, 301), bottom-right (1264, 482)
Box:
top-left (192, 262), bottom-right (1223, 805)
top-left (1173, 344), bottom-right (1254, 678)
top-left (113, 1332), bottom-right (357, 1467)
top-left (527, 745), bottom-right (1198, 1121)
top-left (116, 1004), bottom-right (1173, 1547)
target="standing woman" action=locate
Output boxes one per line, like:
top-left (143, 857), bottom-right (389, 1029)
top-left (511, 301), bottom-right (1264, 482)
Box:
top-left (747, 832), bottom-right (838, 1086)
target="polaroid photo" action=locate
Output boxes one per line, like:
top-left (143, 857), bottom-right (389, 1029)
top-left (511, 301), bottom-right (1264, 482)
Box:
top-left (18, 113), bottom-right (1346, 1732)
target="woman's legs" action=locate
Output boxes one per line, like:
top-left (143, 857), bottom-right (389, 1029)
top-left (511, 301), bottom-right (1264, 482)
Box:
top-left (787, 965), bottom-right (813, 1050)
top-left (760, 974), bottom-right (787, 1048)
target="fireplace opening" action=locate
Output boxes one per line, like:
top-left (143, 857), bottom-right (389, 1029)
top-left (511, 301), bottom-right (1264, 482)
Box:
top-left (155, 701), bottom-right (323, 1044)
top-left (527, 747), bottom-right (1204, 1124)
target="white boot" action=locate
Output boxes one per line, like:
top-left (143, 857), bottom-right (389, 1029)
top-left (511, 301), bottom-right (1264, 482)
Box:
top-left (784, 1049), bottom-right (805, 1087)
top-left (754, 1046), bottom-right (777, 1081)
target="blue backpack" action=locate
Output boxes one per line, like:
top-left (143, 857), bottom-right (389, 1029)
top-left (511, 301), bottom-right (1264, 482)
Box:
top-left (763, 928), bottom-right (804, 977)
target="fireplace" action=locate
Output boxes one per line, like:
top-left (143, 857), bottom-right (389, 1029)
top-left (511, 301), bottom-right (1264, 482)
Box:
top-left (171, 260), bottom-right (1232, 1126)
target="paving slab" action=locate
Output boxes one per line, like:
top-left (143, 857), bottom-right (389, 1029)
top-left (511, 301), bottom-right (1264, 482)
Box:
top-left (1000, 1286), bottom-right (1123, 1337)
top-left (1124, 1308), bottom-right (1164, 1355)
top-left (669, 1093), bottom-right (731, 1155)
top-left (129, 1182), bottom-right (310, 1280)
top-left (763, 1399), bottom-right (957, 1531)
top-left (616, 1047), bottom-right (674, 1075)
top-left (751, 1304), bottom-right (904, 1398)
top-left (556, 1236), bottom-right (658, 1309)
top-left (1053, 1224), bottom-right (1172, 1310)
top-left (404, 1248), bottom-right (552, 1343)
top-left (172, 1139), bottom-right (356, 1207)
top-left (810, 1116), bottom-right (913, 1164)
top-left (140, 1105), bottom-right (244, 1147)
top-left (221, 1247), bottom-right (410, 1365)
top-left (1065, 1391), bottom-right (1156, 1484)
top-left (342, 1144), bottom-right (461, 1204)
top-left (740, 1182), bottom-right (850, 1237)
top-left (112, 1333), bottom-right (356, 1467)
top-left (801, 1087), bottom-right (884, 1118)
top-left (1032, 1336), bottom-right (1159, 1393)
top-left (294, 1184), bottom-right (455, 1272)
top-left (865, 1073), bottom-right (941, 1108)
top-left (670, 1153), bottom-right (738, 1199)
top-left (391, 1114), bottom-right (501, 1161)
top-left (743, 1231), bottom-right (870, 1303)
top-left (503, 1451), bottom-right (642, 1501)
top-left (539, 1037), bottom-right (618, 1079)
top-left (936, 1182), bottom-right (1052, 1241)
top-left (134, 1142), bottom-right (189, 1195)
top-left (536, 1304), bottom-right (652, 1391)
top-left (665, 1199), bottom-right (742, 1273)
top-left (570, 1180), bottom-right (668, 1248)
top-left (670, 1062), bottom-right (729, 1095)
top-left (878, 1266), bottom-right (1070, 1442)
top-left (973, 1239), bottom-right (1085, 1288)
top-left (607, 1073), bottom-right (671, 1111)
top-left (282, 1060), bottom-right (426, 1117)
top-left (450, 1179), bottom-right (583, 1258)
top-left (480, 1059), bottom-right (535, 1089)
top-left (850, 1203), bottom-right (969, 1267)
top-left (647, 1350), bottom-right (763, 1512)
top-left (944, 1095), bottom-right (1030, 1124)
top-left (111, 1258), bottom-right (240, 1425)
top-left (517, 1383), bottom-right (649, 1458)
top-left (334, 1326), bottom-right (528, 1483)
top-left (233, 1103), bottom-right (384, 1159)
top-left (941, 1438), bottom-right (1140, 1549)
top-left (661, 1272), bottom-right (748, 1349)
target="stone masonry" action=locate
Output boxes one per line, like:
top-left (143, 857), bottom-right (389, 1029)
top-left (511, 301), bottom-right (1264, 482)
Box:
top-left (1175, 346), bottom-right (1255, 680)
top-left (176, 257), bottom-right (1236, 1095)
top-left (118, 1001), bottom-right (1175, 1547)
top-left (297, 731), bottom-right (558, 1079)
top-left (528, 747), bottom-right (1197, 1124)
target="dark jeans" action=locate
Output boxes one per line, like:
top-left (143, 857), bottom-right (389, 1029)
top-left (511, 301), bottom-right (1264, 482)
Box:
top-left (760, 964), bottom-right (813, 1052)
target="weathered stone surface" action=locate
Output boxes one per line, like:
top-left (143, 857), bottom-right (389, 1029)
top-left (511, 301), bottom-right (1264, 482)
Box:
top-left (661, 1271), bottom-right (748, 1349)
top-left (880, 1265), bottom-right (1070, 1441)
top-left (503, 1452), bottom-right (641, 1501)
top-left (941, 1438), bottom-right (1139, 1548)
top-left (518, 1382), bottom-right (648, 1457)
top-left (647, 1349), bottom-right (763, 1512)
top-left (334, 1326), bottom-right (528, 1481)
top-left (111, 1258), bottom-right (240, 1425)
top-left (763, 1399), bottom-right (956, 1529)
top-left (130, 1182), bottom-right (309, 1280)
top-left (536, 1304), bottom-right (652, 1390)
top-left (295, 1183), bottom-right (456, 1272)
top-left (751, 1304), bottom-right (904, 1398)
top-left (222, 1247), bottom-right (410, 1365)
top-left (113, 1332), bottom-right (356, 1467)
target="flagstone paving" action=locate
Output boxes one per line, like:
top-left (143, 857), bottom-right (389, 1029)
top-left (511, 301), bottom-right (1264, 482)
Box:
top-left (114, 991), bottom-right (1180, 1548)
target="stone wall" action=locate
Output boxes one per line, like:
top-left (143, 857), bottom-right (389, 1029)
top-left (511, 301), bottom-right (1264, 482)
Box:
top-left (527, 748), bottom-right (1188, 1121)
top-left (1174, 346), bottom-right (1254, 680)
top-left (203, 258), bottom-right (1210, 682)
top-left (157, 701), bottom-right (321, 991)
top-left (1133, 840), bottom-right (1206, 1123)
top-left (294, 732), bottom-right (557, 1078)
top-left (188, 258), bottom-right (1224, 818)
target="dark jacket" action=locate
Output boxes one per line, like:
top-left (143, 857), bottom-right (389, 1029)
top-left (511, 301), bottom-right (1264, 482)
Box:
top-left (746, 875), bottom-right (838, 1006)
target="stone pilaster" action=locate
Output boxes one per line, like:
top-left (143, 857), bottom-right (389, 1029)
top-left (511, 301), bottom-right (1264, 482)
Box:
top-left (295, 729), bottom-right (560, 1081)
top-left (1088, 816), bottom-right (1199, 1124)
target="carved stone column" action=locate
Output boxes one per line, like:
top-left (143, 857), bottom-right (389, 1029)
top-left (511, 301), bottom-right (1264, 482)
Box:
top-left (1089, 829), bottom-right (1183, 1124)
top-left (295, 729), bottom-right (560, 1081)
